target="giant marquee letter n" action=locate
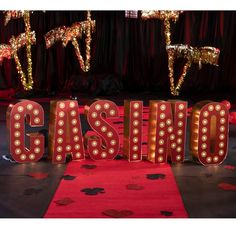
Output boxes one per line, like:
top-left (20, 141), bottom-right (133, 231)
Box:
top-left (7, 100), bottom-right (45, 163)
top-left (147, 100), bottom-right (187, 163)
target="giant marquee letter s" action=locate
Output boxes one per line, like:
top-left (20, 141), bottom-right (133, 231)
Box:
top-left (48, 100), bottom-right (85, 164)
top-left (85, 100), bottom-right (120, 160)
top-left (147, 100), bottom-right (187, 163)
top-left (7, 100), bottom-right (44, 163)
top-left (190, 101), bottom-right (229, 165)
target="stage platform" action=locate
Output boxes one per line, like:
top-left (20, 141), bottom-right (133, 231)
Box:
top-left (0, 92), bottom-right (236, 218)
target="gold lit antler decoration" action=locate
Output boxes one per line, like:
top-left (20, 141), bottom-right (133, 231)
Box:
top-left (166, 44), bottom-right (220, 96)
top-left (0, 11), bottom-right (36, 91)
top-left (45, 11), bottom-right (95, 72)
top-left (141, 11), bottom-right (220, 96)
top-left (141, 10), bottom-right (183, 46)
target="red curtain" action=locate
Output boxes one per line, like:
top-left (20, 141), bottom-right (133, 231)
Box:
top-left (0, 11), bottom-right (233, 96)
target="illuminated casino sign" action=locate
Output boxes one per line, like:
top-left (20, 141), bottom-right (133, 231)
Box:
top-left (6, 99), bottom-right (229, 166)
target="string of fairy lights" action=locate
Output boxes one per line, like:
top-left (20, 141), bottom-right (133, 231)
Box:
top-left (0, 10), bottom-right (220, 96)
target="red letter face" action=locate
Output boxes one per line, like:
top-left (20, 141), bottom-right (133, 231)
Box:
top-left (123, 100), bottom-right (143, 162)
top-left (190, 101), bottom-right (229, 165)
top-left (7, 100), bottom-right (44, 163)
top-left (48, 100), bottom-right (85, 164)
top-left (147, 100), bottom-right (187, 163)
top-left (85, 100), bottom-right (120, 160)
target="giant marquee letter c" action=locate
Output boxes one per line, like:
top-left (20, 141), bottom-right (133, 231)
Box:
top-left (7, 100), bottom-right (44, 163)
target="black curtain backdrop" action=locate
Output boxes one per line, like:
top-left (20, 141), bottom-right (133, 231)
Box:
top-left (0, 11), bottom-right (235, 96)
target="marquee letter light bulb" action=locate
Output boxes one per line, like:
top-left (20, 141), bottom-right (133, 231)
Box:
top-left (48, 100), bottom-right (85, 164)
top-left (85, 100), bottom-right (120, 160)
top-left (147, 100), bottom-right (187, 163)
top-left (6, 100), bottom-right (44, 163)
top-left (123, 100), bottom-right (143, 162)
top-left (190, 101), bottom-right (229, 165)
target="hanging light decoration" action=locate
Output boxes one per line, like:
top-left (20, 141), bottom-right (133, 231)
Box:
top-left (166, 44), bottom-right (220, 96)
top-left (141, 10), bottom-right (220, 96)
top-left (141, 10), bottom-right (183, 46)
top-left (2, 10), bottom-right (36, 91)
top-left (45, 11), bottom-right (96, 72)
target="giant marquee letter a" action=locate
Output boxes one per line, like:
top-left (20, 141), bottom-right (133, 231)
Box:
top-left (48, 100), bottom-right (85, 164)
top-left (147, 100), bottom-right (187, 163)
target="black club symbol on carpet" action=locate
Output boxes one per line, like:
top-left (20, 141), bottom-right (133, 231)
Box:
top-left (81, 187), bottom-right (105, 195)
top-left (146, 174), bottom-right (166, 180)
top-left (81, 164), bottom-right (97, 169)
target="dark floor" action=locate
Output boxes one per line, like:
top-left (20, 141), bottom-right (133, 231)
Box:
top-left (0, 91), bottom-right (236, 218)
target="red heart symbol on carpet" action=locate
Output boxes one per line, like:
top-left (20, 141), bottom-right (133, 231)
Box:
top-left (218, 183), bottom-right (236, 191)
top-left (102, 209), bottom-right (133, 218)
top-left (54, 197), bottom-right (75, 206)
top-left (126, 184), bottom-right (144, 190)
top-left (224, 165), bottom-right (236, 170)
top-left (27, 172), bottom-right (49, 179)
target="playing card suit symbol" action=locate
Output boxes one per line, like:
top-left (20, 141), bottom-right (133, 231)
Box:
top-left (54, 197), bottom-right (75, 206)
top-left (62, 175), bottom-right (76, 180)
top-left (81, 164), bottom-right (97, 169)
top-left (102, 209), bottom-right (133, 218)
top-left (27, 172), bottom-right (49, 179)
top-left (126, 184), bottom-right (144, 190)
top-left (24, 188), bottom-right (42, 196)
top-left (160, 211), bottom-right (173, 216)
top-left (81, 187), bottom-right (105, 195)
top-left (224, 165), bottom-right (236, 170)
top-left (218, 183), bottom-right (236, 191)
top-left (146, 174), bottom-right (166, 180)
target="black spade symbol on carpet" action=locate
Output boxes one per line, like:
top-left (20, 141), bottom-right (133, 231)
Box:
top-left (81, 164), bottom-right (97, 169)
top-left (81, 187), bottom-right (105, 195)
top-left (62, 175), bottom-right (76, 180)
top-left (161, 211), bottom-right (173, 216)
top-left (146, 174), bottom-right (166, 180)
top-left (24, 188), bottom-right (42, 196)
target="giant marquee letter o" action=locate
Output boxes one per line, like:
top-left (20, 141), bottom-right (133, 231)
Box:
top-left (190, 101), bottom-right (229, 165)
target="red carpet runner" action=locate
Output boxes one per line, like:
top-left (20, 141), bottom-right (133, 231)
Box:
top-left (45, 104), bottom-right (187, 218)
top-left (44, 159), bottom-right (188, 218)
